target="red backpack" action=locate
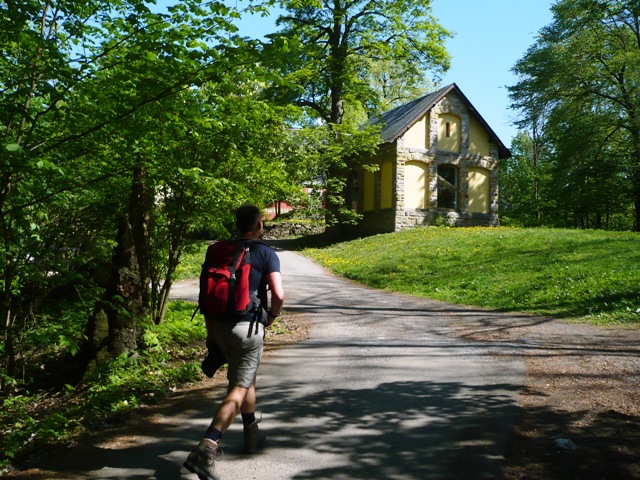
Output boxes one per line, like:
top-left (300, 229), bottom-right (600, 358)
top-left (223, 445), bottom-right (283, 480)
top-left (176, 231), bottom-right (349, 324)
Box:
top-left (198, 240), bottom-right (261, 319)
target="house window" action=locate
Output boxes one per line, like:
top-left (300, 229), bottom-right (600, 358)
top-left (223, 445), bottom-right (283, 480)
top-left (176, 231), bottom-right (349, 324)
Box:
top-left (437, 164), bottom-right (458, 209)
top-left (445, 122), bottom-right (451, 138)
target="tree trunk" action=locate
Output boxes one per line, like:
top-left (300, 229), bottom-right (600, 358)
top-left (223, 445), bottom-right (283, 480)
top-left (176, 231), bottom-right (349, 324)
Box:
top-left (531, 115), bottom-right (541, 225)
top-left (324, 163), bottom-right (348, 227)
top-left (634, 167), bottom-right (640, 232)
top-left (633, 143), bottom-right (640, 232)
top-left (324, 0), bottom-right (347, 226)
top-left (1, 223), bottom-right (16, 388)
top-left (2, 308), bottom-right (16, 389)
top-left (82, 216), bottom-right (146, 372)
top-left (155, 277), bottom-right (172, 325)
top-left (151, 226), bottom-right (184, 324)
top-left (129, 163), bottom-right (151, 315)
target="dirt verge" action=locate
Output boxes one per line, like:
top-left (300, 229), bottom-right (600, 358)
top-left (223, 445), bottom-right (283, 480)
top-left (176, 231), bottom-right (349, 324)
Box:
top-left (454, 315), bottom-right (640, 480)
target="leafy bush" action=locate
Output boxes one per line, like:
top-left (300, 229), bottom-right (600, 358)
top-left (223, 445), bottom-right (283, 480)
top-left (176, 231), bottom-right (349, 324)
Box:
top-left (0, 301), bottom-right (207, 470)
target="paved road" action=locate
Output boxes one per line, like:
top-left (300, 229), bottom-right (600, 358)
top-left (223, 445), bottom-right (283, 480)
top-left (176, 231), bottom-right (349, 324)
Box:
top-left (18, 248), bottom-right (525, 480)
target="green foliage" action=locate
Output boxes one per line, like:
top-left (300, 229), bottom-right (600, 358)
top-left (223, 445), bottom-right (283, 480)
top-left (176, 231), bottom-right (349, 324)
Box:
top-left (0, 300), bottom-right (206, 469)
top-left (303, 227), bottom-right (640, 326)
top-left (270, 0), bottom-right (451, 124)
top-left (363, 58), bottom-right (436, 112)
top-left (500, 132), bottom-right (554, 227)
top-left (0, 0), bottom-right (309, 381)
top-left (4, 292), bottom-right (97, 391)
top-left (138, 85), bottom-right (302, 323)
top-left (174, 242), bottom-right (210, 280)
top-left (319, 123), bottom-right (383, 225)
top-left (509, 0), bottom-right (640, 231)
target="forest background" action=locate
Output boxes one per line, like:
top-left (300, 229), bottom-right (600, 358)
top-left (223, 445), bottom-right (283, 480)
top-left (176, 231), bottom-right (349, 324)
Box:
top-left (1, 0), bottom-right (639, 471)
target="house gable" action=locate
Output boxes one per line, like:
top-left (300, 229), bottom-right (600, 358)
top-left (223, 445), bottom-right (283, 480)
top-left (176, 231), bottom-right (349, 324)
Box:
top-left (356, 83), bottom-right (508, 233)
top-left (437, 112), bottom-right (461, 153)
top-left (402, 113), bottom-right (429, 150)
top-left (372, 83), bottom-right (511, 159)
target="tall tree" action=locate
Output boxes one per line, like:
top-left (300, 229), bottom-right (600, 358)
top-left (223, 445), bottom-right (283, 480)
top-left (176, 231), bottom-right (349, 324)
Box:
top-left (499, 132), bottom-right (553, 227)
top-left (546, 95), bottom-right (634, 229)
top-left (509, 0), bottom-right (640, 231)
top-left (0, 0), bottom-right (292, 382)
top-left (265, 0), bottom-right (451, 224)
top-left (364, 59), bottom-right (436, 112)
top-left (509, 73), bottom-right (553, 225)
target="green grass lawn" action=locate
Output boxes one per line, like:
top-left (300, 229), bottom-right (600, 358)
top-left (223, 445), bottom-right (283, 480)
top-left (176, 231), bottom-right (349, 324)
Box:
top-left (302, 226), bottom-right (640, 327)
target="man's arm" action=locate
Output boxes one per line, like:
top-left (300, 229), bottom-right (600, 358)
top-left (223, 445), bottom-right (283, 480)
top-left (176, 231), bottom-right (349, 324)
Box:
top-left (266, 271), bottom-right (284, 325)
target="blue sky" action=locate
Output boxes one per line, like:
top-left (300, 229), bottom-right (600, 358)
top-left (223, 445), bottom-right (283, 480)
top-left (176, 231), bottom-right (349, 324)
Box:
top-left (228, 0), bottom-right (556, 147)
top-left (432, 0), bottom-right (555, 146)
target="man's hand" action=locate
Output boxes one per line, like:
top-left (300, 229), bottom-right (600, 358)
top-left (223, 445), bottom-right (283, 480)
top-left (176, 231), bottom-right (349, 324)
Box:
top-left (266, 310), bottom-right (281, 327)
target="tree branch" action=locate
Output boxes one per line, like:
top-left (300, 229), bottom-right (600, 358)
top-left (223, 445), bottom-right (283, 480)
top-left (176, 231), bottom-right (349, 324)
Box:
top-left (5, 165), bottom-right (133, 216)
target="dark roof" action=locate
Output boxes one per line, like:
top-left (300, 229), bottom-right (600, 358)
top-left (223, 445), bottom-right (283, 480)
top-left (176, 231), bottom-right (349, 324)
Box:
top-left (371, 83), bottom-right (511, 159)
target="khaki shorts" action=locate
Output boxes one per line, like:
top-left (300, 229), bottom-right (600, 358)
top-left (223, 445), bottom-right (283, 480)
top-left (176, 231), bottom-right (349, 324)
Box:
top-left (209, 319), bottom-right (264, 388)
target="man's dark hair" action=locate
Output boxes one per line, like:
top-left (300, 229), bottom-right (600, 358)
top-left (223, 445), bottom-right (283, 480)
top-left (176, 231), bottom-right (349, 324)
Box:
top-left (235, 204), bottom-right (262, 233)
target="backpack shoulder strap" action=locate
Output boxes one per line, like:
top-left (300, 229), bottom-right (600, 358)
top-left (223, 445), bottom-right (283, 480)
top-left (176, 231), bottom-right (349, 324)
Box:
top-left (228, 240), bottom-right (248, 275)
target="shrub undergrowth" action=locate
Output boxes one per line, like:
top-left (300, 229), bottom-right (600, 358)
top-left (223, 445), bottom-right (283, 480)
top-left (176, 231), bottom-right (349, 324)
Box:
top-left (0, 301), bottom-right (206, 469)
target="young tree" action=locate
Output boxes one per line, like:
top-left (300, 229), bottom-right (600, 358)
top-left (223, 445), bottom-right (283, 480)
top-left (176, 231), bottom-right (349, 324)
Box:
top-left (509, 0), bottom-right (640, 231)
top-left (499, 132), bottom-right (553, 227)
top-left (143, 85), bottom-right (304, 327)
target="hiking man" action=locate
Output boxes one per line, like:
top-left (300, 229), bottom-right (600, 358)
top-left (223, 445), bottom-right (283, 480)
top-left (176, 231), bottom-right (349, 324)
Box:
top-left (184, 204), bottom-right (285, 480)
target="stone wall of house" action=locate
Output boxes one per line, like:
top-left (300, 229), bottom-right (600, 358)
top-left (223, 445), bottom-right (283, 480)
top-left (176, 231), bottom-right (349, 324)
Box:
top-left (356, 209), bottom-right (397, 235)
top-left (393, 146), bottom-right (433, 230)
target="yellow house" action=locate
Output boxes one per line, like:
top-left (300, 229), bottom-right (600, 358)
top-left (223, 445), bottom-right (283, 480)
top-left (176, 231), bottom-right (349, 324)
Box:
top-left (352, 83), bottom-right (510, 232)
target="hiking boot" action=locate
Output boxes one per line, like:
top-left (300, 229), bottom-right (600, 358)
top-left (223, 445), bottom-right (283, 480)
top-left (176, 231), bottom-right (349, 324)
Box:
top-left (243, 417), bottom-right (266, 454)
top-left (184, 438), bottom-right (222, 480)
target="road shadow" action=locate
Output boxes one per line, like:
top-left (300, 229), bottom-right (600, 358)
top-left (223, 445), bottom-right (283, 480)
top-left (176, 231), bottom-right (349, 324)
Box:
top-left (11, 377), bottom-right (518, 480)
top-left (11, 319), bottom-right (520, 480)
top-left (259, 380), bottom-right (519, 479)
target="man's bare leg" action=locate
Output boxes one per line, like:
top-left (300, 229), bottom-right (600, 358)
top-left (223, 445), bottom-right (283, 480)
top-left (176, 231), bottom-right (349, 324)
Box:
top-left (212, 385), bottom-right (249, 433)
top-left (240, 381), bottom-right (257, 415)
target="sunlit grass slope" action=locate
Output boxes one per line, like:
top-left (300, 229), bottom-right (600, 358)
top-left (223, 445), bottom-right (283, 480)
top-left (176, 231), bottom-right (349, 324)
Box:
top-left (303, 227), bottom-right (640, 326)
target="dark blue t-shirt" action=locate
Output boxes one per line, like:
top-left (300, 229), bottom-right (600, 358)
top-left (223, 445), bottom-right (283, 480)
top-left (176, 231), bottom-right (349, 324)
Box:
top-left (247, 241), bottom-right (281, 303)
